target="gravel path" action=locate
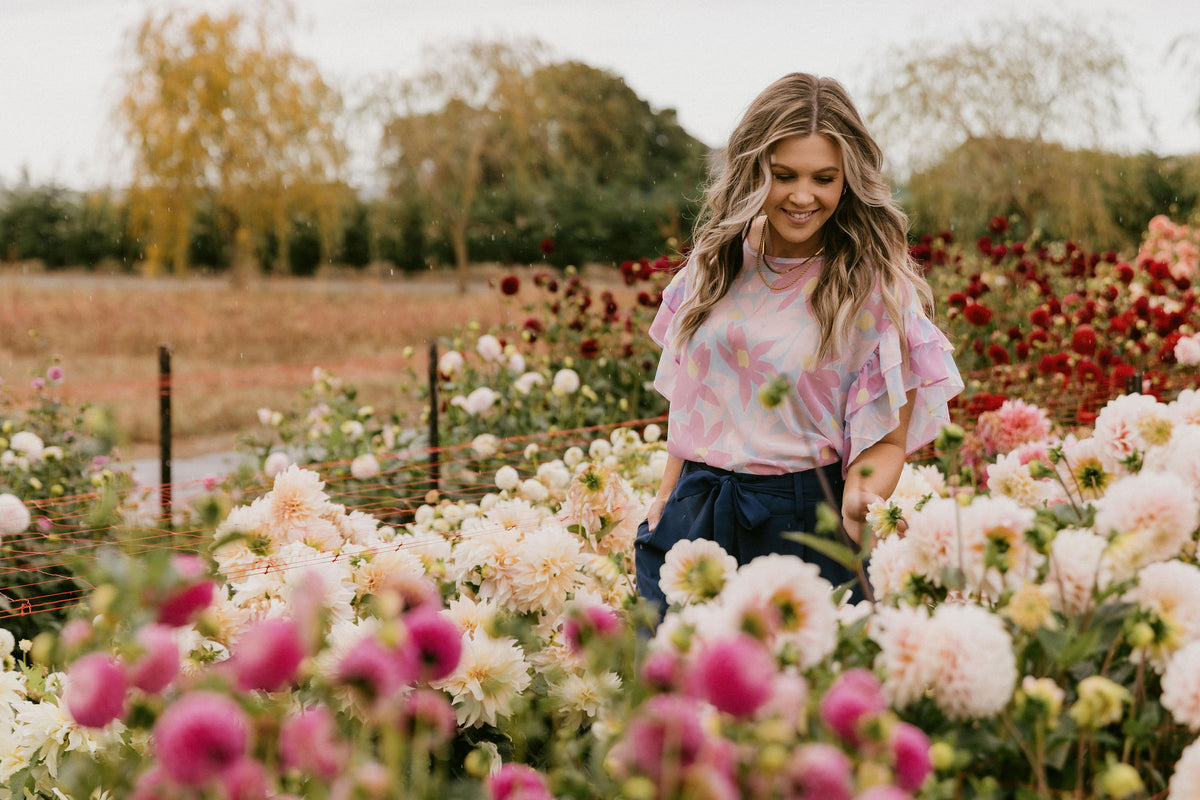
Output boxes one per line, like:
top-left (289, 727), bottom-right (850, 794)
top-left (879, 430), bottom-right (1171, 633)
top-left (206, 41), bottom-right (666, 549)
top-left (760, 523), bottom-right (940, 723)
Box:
top-left (123, 450), bottom-right (248, 522)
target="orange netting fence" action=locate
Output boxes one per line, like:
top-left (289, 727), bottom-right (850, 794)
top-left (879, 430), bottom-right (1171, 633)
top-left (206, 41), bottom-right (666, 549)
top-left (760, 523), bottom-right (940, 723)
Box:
top-left (4, 347), bottom-right (1200, 629)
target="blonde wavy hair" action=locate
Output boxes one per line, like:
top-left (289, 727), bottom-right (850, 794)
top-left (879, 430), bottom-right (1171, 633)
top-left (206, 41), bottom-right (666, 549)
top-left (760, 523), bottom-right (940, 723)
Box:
top-left (674, 73), bottom-right (932, 363)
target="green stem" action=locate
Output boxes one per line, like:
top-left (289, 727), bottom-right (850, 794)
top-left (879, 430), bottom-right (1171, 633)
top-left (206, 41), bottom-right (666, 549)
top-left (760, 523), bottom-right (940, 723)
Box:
top-left (1001, 709), bottom-right (1048, 796)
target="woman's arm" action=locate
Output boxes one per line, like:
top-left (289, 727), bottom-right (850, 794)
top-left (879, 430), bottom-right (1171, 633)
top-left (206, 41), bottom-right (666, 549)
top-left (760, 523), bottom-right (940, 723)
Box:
top-left (647, 454), bottom-right (684, 531)
top-left (841, 387), bottom-right (918, 544)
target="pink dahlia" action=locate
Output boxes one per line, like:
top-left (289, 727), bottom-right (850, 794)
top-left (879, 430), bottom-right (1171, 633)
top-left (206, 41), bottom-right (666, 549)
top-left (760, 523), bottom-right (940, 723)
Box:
top-left (891, 720), bottom-right (933, 791)
top-left (398, 688), bottom-right (458, 748)
top-left (231, 617), bottom-right (306, 692)
top-left (336, 636), bottom-right (416, 703)
top-left (819, 668), bottom-right (887, 744)
top-left (157, 556), bottom-right (216, 627)
top-left (153, 691), bottom-right (250, 786)
top-left (404, 607), bottom-right (463, 682)
top-left (130, 624), bottom-right (180, 695)
top-left (65, 653), bottom-right (127, 728)
top-left (219, 758), bottom-right (269, 800)
top-left (686, 634), bottom-right (776, 717)
top-left (562, 603), bottom-right (622, 655)
top-left (487, 763), bottom-right (553, 800)
top-left (622, 694), bottom-right (707, 779)
top-left (280, 705), bottom-right (349, 780)
top-left (789, 742), bottom-right (853, 800)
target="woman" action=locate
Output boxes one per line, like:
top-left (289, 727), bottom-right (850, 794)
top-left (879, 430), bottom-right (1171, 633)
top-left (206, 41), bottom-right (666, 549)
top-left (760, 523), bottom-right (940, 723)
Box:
top-left (636, 73), bottom-right (963, 612)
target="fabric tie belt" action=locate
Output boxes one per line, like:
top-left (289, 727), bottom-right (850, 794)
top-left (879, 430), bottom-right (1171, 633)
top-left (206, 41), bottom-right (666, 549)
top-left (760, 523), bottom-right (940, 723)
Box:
top-left (671, 468), bottom-right (791, 531)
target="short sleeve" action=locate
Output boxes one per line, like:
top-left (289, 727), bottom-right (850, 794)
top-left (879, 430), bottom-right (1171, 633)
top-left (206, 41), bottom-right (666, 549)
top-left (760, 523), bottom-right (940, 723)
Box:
top-left (649, 267), bottom-right (690, 402)
top-left (843, 306), bottom-right (963, 471)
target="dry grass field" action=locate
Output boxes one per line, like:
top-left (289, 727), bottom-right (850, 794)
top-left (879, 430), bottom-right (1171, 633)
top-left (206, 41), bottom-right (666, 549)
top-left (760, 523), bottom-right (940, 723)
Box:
top-left (0, 264), bottom-right (632, 459)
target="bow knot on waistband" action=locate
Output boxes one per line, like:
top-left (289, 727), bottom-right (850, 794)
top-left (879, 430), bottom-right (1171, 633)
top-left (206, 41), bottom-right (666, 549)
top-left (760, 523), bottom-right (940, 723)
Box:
top-left (673, 469), bottom-right (776, 531)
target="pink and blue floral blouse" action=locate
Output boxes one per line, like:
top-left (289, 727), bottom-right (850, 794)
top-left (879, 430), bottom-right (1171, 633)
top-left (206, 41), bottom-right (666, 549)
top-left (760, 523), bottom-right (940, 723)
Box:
top-left (650, 240), bottom-right (964, 476)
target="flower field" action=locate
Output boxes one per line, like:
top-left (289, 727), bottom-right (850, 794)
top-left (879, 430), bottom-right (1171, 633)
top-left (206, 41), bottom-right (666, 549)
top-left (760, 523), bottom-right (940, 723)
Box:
top-left (1, 216), bottom-right (1200, 798)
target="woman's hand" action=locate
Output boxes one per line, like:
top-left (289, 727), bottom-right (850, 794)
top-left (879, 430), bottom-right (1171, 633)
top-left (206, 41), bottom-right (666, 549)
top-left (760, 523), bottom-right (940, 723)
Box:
top-left (646, 496), bottom-right (668, 532)
top-left (841, 488), bottom-right (882, 545)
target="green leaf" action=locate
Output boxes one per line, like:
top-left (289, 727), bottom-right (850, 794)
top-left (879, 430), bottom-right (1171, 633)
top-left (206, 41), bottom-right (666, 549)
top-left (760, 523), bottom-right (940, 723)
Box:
top-left (782, 531), bottom-right (861, 570)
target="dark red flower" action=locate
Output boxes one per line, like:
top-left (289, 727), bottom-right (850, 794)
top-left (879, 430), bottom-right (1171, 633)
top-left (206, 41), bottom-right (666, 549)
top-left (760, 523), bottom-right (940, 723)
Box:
top-left (1015, 341), bottom-right (1031, 360)
top-left (988, 216), bottom-right (1009, 235)
top-left (1071, 325), bottom-right (1097, 357)
top-left (580, 338), bottom-right (600, 359)
top-left (1030, 307), bottom-right (1051, 329)
top-left (977, 235), bottom-right (993, 256)
top-left (964, 303), bottom-right (993, 327)
top-left (947, 292), bottom-right (968, 309)
top-left (540, 238), bottom-right (555, 257)
top-left (1028, 329), bottom-right (1051, 346)
top-left (987, 344), bottom-right (1010, 365)
top-left (523, 318), bottom-right (543, 342)
top-left (499, 275), bottom-right (520, 296)
top-left (1110, 363), bottom-right (1136, 390)
top-left (1115, 262), bottom-right (1135, 283)
top-left (1076, 359), bottom-right (1104, 383)
top-left (939, 230), bottom-right (954, 244)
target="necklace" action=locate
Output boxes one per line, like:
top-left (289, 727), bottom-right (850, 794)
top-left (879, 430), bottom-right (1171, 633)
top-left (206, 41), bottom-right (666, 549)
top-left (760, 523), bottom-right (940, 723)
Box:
top-left (755, 218), bottom-right (823, 291)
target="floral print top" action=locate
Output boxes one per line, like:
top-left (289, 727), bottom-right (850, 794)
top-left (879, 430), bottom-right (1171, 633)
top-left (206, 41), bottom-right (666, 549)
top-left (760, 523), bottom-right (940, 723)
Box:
top-left (649, 240), bottom-right (964, 476)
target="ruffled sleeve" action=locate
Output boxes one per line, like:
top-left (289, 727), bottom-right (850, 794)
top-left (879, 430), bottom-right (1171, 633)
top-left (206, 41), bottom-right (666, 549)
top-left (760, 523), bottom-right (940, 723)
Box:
top-left (648, 267), bottom-right (690, 402)
top-left (843, 306), bottom-right (964, 471)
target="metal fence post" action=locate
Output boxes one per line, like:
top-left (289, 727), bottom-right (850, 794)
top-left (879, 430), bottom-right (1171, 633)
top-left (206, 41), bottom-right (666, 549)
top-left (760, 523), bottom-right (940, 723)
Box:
top-left (159, 344), bottom-right (172, 527)
top-left (427, 339), bottom-right (440, 495)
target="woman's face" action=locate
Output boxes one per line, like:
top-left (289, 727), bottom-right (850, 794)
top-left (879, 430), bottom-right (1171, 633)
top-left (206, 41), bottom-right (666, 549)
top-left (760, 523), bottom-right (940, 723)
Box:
top-left (763, 134), bottom-right (845, 259)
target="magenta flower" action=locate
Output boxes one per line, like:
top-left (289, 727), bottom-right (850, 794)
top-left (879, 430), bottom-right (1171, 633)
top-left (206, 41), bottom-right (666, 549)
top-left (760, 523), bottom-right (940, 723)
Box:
top-left (64, 653), bottom-right (127, 728)
top-left (336, 636), bottom-right (416, 704)
top-left (563, 603), bottom-right (622, 655)
top-left (231, 617), bottom-right (306, 692)
top-left (153, 691), bottom-right (250, 786)
top-left (219, 757), bottom-right (270, 800)
top-left (404, 607), bottom-right (463, 682)
top-left (819, 668), bottom-right (887, 743)
top-left (789, 743), bottom-right (853, 800)
top-left (157, 579), bottom-right (215, 627)
top-left (130, 766), bottom-right (171, 800)
top-left (398, 688), bottom-right (458, 748)
top-left (487, 763), bottom-right (553, 800)
top-left (130, 624), bottom-right (180, 694)
top-left (856, 787), bottom-right (913, 800)
top-left (280, 705), bottom-right (349, 780)
top-left (46, 365), bottom-right (64, 383)
top-left (891, 721), bottom-right (932, 792)
top-left (158, 553), bottom-right (216, 627)
top-left (687, 634), bottom-right (776, 717)
top-left (640, 650), bottom-right (682, 691)
top-left (61, 619), bottom-right (93, 649)
top-left (622, 694), bottom-right (707, 779)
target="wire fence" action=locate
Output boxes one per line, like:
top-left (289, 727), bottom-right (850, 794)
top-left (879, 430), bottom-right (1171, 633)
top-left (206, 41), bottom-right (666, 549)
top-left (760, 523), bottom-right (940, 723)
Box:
top-left (4, 344), bottom-right (1200, 627)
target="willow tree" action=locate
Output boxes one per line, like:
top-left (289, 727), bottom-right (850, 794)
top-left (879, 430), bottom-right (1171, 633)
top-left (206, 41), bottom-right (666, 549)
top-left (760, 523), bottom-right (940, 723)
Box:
top-left (378, 39), bottom-right (545, 291)
top-left (117, 1), bottom-right (349, 275)
top-left (865, 15), bottom-right (1135, 240)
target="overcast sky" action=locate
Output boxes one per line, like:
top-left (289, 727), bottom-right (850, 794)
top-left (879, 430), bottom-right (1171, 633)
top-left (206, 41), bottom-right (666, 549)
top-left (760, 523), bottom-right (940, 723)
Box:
top-left (2, 0), bottom-right (1197, 191)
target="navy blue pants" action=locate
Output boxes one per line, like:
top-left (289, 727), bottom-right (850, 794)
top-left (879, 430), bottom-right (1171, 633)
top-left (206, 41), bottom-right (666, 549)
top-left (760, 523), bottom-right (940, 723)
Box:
top-left (634, 460), bottom-right (862, 616)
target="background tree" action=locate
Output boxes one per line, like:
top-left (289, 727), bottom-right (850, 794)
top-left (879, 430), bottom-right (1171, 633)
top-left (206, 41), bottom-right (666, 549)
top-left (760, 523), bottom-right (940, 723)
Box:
top-left (477, 60), bottom-right (708, 266)
top-left (866, 15), bottom-right (1136, 243)
top-left (117, 0), bottom-right (349, 275)
top-left (378, 39), bottom-right (544, 290)
top-left (378, 42), bottom-right (708, 281)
